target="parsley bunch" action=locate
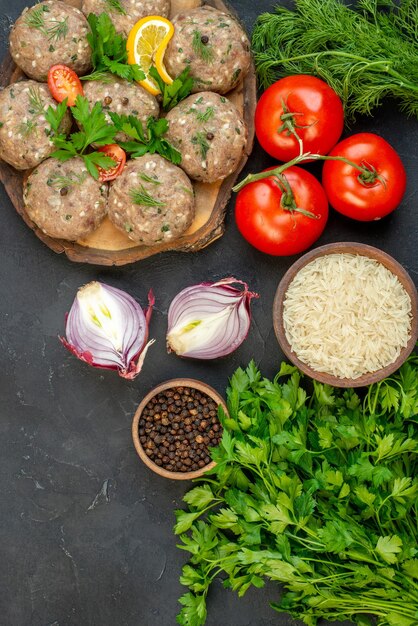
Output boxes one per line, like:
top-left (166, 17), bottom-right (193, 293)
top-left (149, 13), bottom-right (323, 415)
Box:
top-left (110, 113), bottom-right (181, 164)
top-left (82, 13), bottom-right (145, 83)
top-left (149, 66), bottom-right (194, 112)
top-left (175, 354), bottom-right (418, 626)
top-left (45, 96), bottom-right (117, 179)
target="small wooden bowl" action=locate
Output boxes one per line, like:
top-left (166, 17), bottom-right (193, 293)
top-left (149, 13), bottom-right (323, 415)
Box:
top-left (273, 242), bottom-right (418, 388)
top-left (132, 378), bottom-right (226, 480)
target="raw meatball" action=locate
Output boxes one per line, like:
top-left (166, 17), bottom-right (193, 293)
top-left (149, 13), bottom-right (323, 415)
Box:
top-left (24, 157), bottom-right (108, 241)
top-left (165, 6), bottom-right (251, 94)
top-left (108, 154), bottom-right (195, 245)
top-left (0, 80), bottom-right (71, 170)
top-left (82, 75), bottom-right (159, 142)
top-left (9, 1), bottom-right (91, 82)
top-left (81, 0), bottom-right (170, 37)
top-left (165, 91), bottom-right (247, 183)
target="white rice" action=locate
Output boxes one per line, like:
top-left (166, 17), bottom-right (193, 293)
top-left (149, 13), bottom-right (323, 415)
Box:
top-left (282, 253), bottom-right (412, 379)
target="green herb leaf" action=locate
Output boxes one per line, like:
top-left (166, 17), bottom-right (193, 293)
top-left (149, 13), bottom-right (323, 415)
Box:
top-left (192, 30), bottom-right (214, 63)
top-left (111, 113), bottom-right (182, 165)
top-left (376, 535), bottom-right (403, 564)
top-left (103, 0), bottom-right (126, 15)
top-left (129, 184), bottom-right (165, 207)
top-left (83, 13), bottom-right (145, 83)
top-left (148, 66), bottom-right (194, 111)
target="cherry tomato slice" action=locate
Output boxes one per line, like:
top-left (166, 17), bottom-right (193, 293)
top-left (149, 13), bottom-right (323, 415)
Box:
top-left (97, 145), bottom-right (126, 182)
top-left (47, 65), bottom-right (84, 107)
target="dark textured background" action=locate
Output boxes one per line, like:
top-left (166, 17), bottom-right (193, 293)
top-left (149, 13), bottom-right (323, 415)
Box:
top-left (0, 1), bottom-right (417, 625)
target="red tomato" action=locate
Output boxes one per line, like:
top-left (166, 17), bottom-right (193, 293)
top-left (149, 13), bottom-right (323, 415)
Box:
top-left (97, 145), bottom-right (126, 182)
top-left (322, 133), bottom-right (407, 221)
top-left (47, 65), bottom-right (84, 106)
top-left (255, 75), bottom-right (344, 162)
top-left (235, 166), bottom-right (329, 256)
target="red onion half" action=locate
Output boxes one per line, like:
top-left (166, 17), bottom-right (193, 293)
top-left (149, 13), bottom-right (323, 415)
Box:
top-left (60, 281), bottom-right (155, 380)
top-left (166, 278), bottom-right (259, 359)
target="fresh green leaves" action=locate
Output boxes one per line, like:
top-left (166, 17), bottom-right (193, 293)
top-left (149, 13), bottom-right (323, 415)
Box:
top-left (252, 0), bottom-right (418, 120)
top-left (149, 66), bottom-right (194, 111)
top-left (110, 113), bottom-right (181, 165)
top-left (175, 355), bottom-right (418, 625)
top-left (82, 13), bottom-right (145, 82)
top-left (46, 95), bottom-right (116, 179)
top-left (25, 4), bottom-right (69, 42)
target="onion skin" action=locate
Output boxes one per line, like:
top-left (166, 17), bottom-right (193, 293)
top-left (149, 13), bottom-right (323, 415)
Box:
top-left (60, 282), bottom-right (155, 379)
top-left (167, 278), bottom-right (259, 360)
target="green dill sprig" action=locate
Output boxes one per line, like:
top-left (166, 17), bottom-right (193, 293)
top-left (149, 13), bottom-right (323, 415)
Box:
top-left (18, 119), bottom-right (37, 137)
top-left (252, 0), bottom-right (418, 121)
top-left (47, 171), bottom-right (88, 188)
top-left (195, 106), bottom-right (215, 123)
top-left (191, 131), bottom-right (210, 160)
top-left (130, 184), bottom-right (165, 207)
top-left (192, 30), bottom-right (214, 63)
top-left (25, 4), bottom-right (49, 31)
top-left (103, 0), bottom-right (127, 15)
top-left (28, 87), bottom-right (45, 116)
top-left (139, 173), bottom-right (161, 185)
top-left (25, 5), bottom-right (69, 42)
top-left (46, 17), bottom-right (69, 42)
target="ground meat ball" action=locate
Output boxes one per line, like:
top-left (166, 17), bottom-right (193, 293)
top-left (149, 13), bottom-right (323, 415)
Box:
top-left (165, 92), bottom-right (247, 183)
top-left (82, 75), bottom-right (159, 142)
top-left (108, 155), bottom-right (195, 245)
top-left (81, 0), bottom-right (170, 37)
top-left (24, 157), bottom-right (108, 240)
top-left (9, 1), bottom-right (91, 82)
top-left (0, 81), bottom-right (72, 170)
top-left (165, 6), bottom-right (251, 94)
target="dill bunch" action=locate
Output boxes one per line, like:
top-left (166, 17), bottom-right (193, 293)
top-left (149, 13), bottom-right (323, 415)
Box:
top-left (252, 0), bottom-right (418, 121)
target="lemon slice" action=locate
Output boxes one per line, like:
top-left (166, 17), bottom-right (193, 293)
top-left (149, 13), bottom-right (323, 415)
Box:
top-left (127, 16), bottom-right (174, 96)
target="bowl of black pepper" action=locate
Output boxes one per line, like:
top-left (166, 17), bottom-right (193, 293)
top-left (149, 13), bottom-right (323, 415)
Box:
top-left (132, 379), bottom-right (225, 480)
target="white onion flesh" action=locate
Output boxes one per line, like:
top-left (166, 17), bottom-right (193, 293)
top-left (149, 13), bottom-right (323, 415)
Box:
top-left (167, 278), bottom-right (259, 359)
top-left (61, 281), bottom-right (154, 379)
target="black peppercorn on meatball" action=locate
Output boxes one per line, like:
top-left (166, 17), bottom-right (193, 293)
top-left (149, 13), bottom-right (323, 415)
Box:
top-left (24, 157), bottom-right (108, 241)
top-left (81, 0), bottom-right (170, 37)
top-left (0, 80), bottom-right (72, 170)
top-left (82, 75), bottom-right (159, 142)
top-left (9, 1), bottom-right (91, 82)
top-left (108, 154), bottom-right (195, 245)
top-left (165, 91), bottom-right (247, 183)
top-left (165, 5), bottom-right (251, 94)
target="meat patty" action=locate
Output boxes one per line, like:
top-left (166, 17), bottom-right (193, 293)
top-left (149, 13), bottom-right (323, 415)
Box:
top-left (108, 154), bottom-right (195, 245)
top-left (82, 75), bottom-right (159, 142)
top-left (9, 1), bottom-right (91, 82)
top-left (24, 157), bottom-right (108, 241)
top-left (165, 6), bottom-right (251, 94)
top-left (165, 91), bottom-right (247, 183)
top-left (0, 80), bottom-right (72, 170)
top-left (81, 0), bottom-right (170, 37)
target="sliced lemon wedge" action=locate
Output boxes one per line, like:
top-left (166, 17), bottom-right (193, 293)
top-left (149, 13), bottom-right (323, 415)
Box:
top-left (127, 16), bottom-right (174, 96)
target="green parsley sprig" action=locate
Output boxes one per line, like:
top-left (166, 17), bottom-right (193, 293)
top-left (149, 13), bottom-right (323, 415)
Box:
top-left (82, 13), bottom-right (145, 83)
top-left (45, 96), bottom-right (117, 179)
top-left (109, 113), bottom-right (182, 165)
top-left (148, 66), bottom-right (194, 112)
top-left (175, 354), bottom-right (418, 626)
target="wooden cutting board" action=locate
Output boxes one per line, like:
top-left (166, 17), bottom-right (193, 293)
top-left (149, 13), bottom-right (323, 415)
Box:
top-left (0, 0), bottom-right (256, 265)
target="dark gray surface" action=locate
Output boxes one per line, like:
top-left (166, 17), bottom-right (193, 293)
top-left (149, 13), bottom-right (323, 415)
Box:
top-left (0, 1), bottom-right (417, 625)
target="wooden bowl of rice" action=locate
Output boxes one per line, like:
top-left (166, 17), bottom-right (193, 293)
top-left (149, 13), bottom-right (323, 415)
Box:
top-left (273, 242), bottom-right (418, 388)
